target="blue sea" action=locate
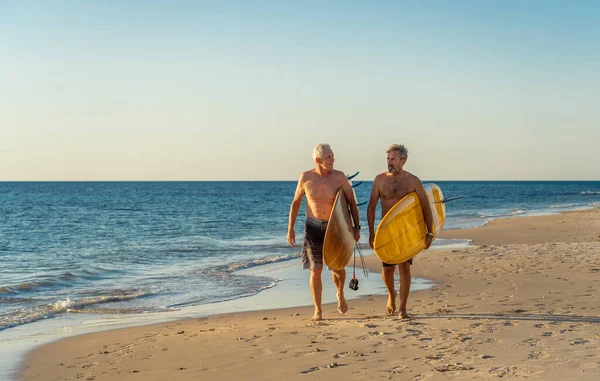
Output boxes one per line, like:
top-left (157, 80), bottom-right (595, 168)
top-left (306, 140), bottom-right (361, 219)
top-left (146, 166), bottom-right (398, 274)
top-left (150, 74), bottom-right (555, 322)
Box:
top-left (1, 180), bottom-right (599, 377)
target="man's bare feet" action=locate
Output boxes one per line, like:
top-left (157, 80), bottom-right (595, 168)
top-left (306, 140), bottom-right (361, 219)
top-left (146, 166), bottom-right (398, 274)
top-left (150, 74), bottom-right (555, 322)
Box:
top-left (399, 309), bottom-right (411, 319)
top-left (386, 291), bottom-right (397, 315)
top-left (337, 293), bottom-right (348, 314)
top-left (310, 311), bottom-right (323, 321)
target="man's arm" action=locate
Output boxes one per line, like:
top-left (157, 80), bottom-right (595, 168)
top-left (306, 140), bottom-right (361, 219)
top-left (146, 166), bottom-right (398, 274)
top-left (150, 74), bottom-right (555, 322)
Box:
top-left (367, 175), bottom-right (381, 249)
top-left (413, 177), bottom-right (434, 249)
top-left (340, 175), bottom-right (361, 242)
top-left (287, 173), bottom-right (306, 247)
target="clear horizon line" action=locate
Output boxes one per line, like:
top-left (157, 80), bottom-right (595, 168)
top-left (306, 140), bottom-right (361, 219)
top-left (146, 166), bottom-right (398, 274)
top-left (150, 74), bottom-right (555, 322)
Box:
top-left (2, 179), bottom-right (600, 183)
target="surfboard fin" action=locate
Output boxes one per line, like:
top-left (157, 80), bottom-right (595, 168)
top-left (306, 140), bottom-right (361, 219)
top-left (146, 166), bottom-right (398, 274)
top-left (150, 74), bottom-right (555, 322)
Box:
top-left (437, 196), bottom-right (464, 203)
top-left (351, 181), bottom-right (363, 188)
top-left (346, 171), bottom-right (359, 180)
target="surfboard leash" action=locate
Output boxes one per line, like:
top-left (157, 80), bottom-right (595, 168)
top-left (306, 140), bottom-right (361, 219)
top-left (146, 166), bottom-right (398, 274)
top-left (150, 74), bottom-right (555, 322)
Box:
top-left (352, 243), bottom-right (369, 278)
top-left (349, 243), bottom-right (369, 290)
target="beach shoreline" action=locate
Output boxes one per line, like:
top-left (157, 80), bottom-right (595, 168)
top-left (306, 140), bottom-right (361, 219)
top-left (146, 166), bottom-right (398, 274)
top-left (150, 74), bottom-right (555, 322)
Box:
top-left (17, 208), bottom-right (600, 380)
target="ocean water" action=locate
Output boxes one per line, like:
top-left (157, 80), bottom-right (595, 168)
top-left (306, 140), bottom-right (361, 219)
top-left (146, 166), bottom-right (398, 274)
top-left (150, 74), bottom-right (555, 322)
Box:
top-left (1, 180), bottom-right (599, 336)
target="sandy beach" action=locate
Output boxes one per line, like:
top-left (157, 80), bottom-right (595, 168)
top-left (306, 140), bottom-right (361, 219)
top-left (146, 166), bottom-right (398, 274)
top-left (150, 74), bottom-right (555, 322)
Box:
top-left (19, 209), bottom-right (600, 380)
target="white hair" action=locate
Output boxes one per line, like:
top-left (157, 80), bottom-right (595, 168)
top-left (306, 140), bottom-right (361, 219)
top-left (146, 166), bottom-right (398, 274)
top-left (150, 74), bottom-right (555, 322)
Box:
top-left (386, 143), bottom-right (408, 159)
top-left (312, 143), bottom-right (331, 161)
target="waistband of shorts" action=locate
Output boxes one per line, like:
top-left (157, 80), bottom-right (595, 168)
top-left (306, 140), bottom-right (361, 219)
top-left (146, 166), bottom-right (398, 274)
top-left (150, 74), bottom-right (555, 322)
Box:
top-left (306, 217), bottom-right (328, 227)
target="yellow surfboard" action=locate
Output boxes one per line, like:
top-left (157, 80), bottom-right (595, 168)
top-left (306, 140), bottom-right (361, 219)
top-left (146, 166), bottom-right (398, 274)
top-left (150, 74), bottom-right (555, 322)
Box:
top-left (373, 183), bottom-right (445, 265)
top-left (323, 189), bottom-right (355, 271)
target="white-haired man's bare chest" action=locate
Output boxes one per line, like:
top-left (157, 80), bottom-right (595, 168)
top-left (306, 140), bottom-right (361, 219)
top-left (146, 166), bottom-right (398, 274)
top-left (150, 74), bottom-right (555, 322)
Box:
top-left (305, 180), bottom-right (338, 204)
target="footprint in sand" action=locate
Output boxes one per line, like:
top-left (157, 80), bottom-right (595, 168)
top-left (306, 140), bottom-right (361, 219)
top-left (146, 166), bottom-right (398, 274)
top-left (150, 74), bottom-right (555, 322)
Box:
top-left (388, 365), bottom-right (407, 374)
top-left (301, 366), bottom-right (320, 373)
top-left (435, 363), bottom-right (474, 372)
top-left (334, 351), bottom-right (364, 359)
top-left (490, 366), bottom-right (520, 377)
top-left (509, 308), bottom-right (527, 313)
top-left (75, 353), bottom-right (98, 361)
top-left (402, 329), bottom-right (424, 338)
top-left (306, 321), bottom-right (329, 327)
top-left (570, 339), bottom-right (590, 345)
top-left (528, 351), bottom-right (550, 359)
top-left (361, 323), bottom-right (378, 328)
top-left (80, 362), bottom-right (101, 369)
top-left (521, 338), bottom-right (540, 346)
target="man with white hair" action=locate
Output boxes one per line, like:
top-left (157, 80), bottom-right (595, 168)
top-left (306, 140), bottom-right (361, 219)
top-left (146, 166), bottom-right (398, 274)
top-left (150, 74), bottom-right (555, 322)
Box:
top-left (287, 143), bottom-right (361, 321)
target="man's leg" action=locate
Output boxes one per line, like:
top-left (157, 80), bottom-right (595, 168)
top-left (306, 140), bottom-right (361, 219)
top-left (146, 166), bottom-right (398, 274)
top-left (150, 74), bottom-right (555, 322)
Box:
top-left (310, 268), bottom-right (323, 321)
top-left (398, 261), bottom-right (411, 319)
top-left (332, 269), bottom-right (348, 314)
top-left (382, 265), bottom-right (397, 315)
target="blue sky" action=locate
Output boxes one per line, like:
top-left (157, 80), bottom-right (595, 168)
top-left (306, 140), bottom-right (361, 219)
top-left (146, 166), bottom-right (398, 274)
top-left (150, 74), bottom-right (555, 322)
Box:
top-left (1, 0), bottom-right (599, 180)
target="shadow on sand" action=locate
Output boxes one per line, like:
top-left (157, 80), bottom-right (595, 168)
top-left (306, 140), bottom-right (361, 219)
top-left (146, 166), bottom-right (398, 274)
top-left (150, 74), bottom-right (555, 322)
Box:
top-left (415, 313), bottom-right (600, 324)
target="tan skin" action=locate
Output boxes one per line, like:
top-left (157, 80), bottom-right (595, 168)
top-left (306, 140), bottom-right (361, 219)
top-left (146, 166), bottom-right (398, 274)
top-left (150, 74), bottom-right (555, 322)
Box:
top-left (367, 150), bottom-right (434, 319)
top-left (287, 148), bottom-right (360, 321)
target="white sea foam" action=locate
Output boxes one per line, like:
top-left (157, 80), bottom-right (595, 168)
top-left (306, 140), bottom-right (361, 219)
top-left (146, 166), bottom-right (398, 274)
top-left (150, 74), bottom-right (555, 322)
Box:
top-left (53, 298), bottom-right (73, 310)
top-left (478, 210), bottom-right (526, 218)
top-left (0, 290), bottom-right (151, 331)
top-left (226, 252), bottom-right (300, 272)
top-left (431, 238), bottom-right (472, 250)
top-left (549, 203), bottom-right (580, 209)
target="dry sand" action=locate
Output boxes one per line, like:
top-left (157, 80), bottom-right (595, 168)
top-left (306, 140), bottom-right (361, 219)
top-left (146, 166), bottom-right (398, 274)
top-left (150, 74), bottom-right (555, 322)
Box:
top-left (19, 209), bottom-right (600, 380)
